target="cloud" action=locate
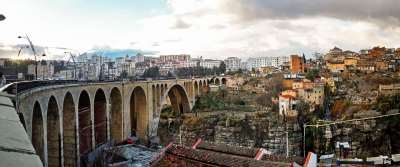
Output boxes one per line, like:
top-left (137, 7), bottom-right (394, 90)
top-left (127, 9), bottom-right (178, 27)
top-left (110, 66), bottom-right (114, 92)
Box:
top-left (171, 18), bottom-right (191, 29)
top-left (221, 0), bottom-right (400, 26)
top-left (210, 24), bottom-right (226, 30)
top-left (2, 0), bottom-right (400, 61)
top-left (0, 44), bottom-right (50, 59)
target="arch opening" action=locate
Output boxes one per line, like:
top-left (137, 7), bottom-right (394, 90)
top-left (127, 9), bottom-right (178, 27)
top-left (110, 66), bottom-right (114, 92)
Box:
top-left (215, 78), bottom-right (221, 85)
top-left (78, 90), bottom-right (91, 155)
top-left (94, 89), bottom-right (107, 146)
top-left (199, 81), bottom-right (204, 95)
top-left (157, 84), bottom-right (191, 145)
top-left (167, 85), bottom-right (190, 115)
top-left (32, 101), bottom-right (44, 163)
top-left (222, 78), bottom-right (227, 85)
top-left (63, 92), bottom-right (76, 167)
top-left (130, 86), bottom-right (147, 140)
top-left (110, 88), bottom-right (123, 142)
top-left (194, 81), bottom-right (199, 97)
top-left (47, 96), bottom-right (61, 167)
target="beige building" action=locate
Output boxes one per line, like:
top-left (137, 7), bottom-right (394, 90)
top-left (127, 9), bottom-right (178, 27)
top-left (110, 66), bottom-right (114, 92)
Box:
top-left (27, 61), bottom-right (54, 79)
top-left (326, 61), bottom-right (345, 73)
top-left (344, 57), bottom-right (358, 66)
top-left (379, 84), bottom-right (400, 96)
top-left (298, 85), bottom-right (324, 105)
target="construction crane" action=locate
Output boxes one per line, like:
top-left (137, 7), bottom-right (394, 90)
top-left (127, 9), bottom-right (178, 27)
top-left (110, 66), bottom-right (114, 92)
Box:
top-left (64, 51), bottom-right (77, 80)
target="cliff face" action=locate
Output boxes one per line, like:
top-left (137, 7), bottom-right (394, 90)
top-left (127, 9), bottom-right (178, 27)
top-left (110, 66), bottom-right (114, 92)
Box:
top-left (165, 112), bottom-right (303, 157)
top-left (319, 117), bottom-right (400, 158)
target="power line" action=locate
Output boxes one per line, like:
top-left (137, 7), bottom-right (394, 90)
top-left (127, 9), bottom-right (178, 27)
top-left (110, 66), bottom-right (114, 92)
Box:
top-left (303, 112), bottom-right (400, 157)
top-left (305, 112), bottom-right (400, 127)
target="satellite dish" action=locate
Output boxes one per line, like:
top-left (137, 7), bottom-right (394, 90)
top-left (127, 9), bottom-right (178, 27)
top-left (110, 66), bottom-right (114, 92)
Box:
top-left (0, 14), bottom-right (5, 21)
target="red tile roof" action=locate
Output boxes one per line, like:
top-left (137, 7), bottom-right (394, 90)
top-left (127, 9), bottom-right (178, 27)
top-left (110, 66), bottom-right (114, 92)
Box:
top-left (166, 145), bottom-right (291, 167)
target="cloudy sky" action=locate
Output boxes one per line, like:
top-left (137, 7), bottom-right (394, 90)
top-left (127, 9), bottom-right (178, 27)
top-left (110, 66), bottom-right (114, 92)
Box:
top-left (1, 0), bottom-right (400, 60)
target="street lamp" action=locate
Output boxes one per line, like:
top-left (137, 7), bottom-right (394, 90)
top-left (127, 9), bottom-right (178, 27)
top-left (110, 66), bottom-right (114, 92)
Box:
top-left (18, 34), bottom-right (41, 80)
top-left (15, 45), bottom-right (29, 113)
top-left (0, 14), bottom-right (5, 21)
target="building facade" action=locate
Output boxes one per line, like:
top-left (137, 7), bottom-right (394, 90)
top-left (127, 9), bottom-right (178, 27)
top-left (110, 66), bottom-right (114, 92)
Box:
top-left (27, 61), bottom-right (55, 79)
top-left (290, 55), bottom-right (305, 73)
top-left (247, 56), bottom-right (289, 70)
top-left (224, 57), bottom-right (241, 72)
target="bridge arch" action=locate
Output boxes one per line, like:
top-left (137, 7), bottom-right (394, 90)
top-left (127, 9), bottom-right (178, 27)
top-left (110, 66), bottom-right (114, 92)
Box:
top-left (78, 90), bottom-right (91, 155)
top-left (202, 80), bottom-right (208, 94)
top-left (161, 84), bottom-right (191, 115)
top-left (94, 88), bottom-right (107, 146)
top-left (32, 101), bottom-right (44, 163)
top-left (62, 92), bottom-right (76, 166)
top-left (47, 96), bottom-right (61, 167)
top-left (129, 86), bottom-right (148, 140)
top-left (215, 78), bottom-right (221, 85)
top-left (221, 78), bottom-right (227, 85)
top-left (110, 87), bottom-right (123, 142)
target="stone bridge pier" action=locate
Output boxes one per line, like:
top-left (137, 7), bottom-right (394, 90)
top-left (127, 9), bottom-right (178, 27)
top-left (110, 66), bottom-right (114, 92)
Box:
top-left (15, 77), bottom-right (228, 167)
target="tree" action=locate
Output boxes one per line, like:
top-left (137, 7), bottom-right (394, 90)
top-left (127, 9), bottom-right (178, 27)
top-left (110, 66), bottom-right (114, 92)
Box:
top-left (251, 68), bottom-right (256, 74)
top-left (143, 66), bottom-right (160, 78)
top-left (296, 100), bottom-right (310, 116)
top-left (120, 70), bottom-right (128, 79)
top-left (306, 69), bottom-right (319, 81)
top-left (376, 94), bottom-right (400, 114)
top-left (219, 61), bottom-right (226, 74)
top-left (331, 100), bottom-right (349, 118)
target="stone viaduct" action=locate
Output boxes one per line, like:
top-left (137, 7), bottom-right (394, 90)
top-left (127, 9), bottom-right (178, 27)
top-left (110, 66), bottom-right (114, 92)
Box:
top-left (16, 77), bottom-right (228, 167)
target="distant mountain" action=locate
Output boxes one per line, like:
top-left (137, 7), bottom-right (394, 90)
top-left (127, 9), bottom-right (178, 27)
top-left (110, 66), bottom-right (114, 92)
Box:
top-left (90, 49), bottom-right (158, 59)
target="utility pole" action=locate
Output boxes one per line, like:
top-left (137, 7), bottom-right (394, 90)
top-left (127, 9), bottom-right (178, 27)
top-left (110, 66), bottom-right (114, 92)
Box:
top-left (303, 124), bottom-right (307, 158)
top-left (179, 126), bottom-right (182, 145)
top-left (286, 131), bottom-right (289, 158)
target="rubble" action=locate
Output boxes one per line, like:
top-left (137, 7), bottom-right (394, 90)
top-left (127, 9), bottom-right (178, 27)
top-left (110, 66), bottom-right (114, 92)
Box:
top-left (101, 144), bottom-right (159, 167)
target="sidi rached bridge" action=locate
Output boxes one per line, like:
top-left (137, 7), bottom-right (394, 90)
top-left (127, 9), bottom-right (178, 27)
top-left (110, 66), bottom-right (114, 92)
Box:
top-left (9, 76), bottom-right (228, 167)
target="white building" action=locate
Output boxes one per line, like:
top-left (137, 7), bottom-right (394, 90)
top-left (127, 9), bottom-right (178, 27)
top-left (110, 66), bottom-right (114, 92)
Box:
top-left (200, 59), bottom-right (222, 69)
top-left (132, 53), bottom-right (145, 63)
top-left (184, 59), bottom-right (199, 68)
top-left (247, 56), bottom-right (289, 70)
top-left (159, 54), bottom-right (190, 63)
top-left (224, 57), bottom-right (241, 72)
top-left (278, 94), bottom-right (298, 117)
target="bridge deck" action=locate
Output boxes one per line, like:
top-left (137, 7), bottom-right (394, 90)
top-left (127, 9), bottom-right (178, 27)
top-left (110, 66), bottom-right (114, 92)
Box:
top-left (0, 93), bottom-right (42, 167)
